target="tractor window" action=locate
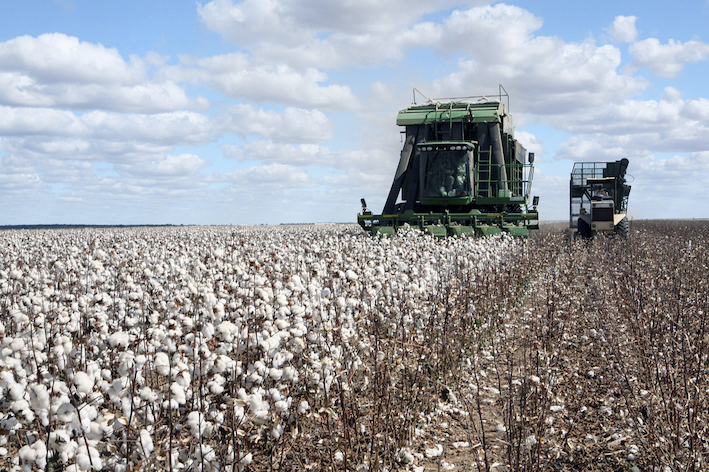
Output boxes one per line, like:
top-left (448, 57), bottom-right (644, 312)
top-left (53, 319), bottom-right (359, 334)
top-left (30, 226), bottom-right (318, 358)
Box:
top-left (419, 149), bottom-right (472, 198)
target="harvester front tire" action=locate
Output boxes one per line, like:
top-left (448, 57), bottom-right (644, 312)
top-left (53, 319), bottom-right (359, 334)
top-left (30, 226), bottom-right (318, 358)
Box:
top-left (615, 216), bottom-right (630, 239)
top-left (577, 218), bottom-right (592, 239)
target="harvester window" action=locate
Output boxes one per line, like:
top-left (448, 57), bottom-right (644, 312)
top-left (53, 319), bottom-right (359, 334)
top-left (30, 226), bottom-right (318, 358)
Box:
top-left (419, 148), bottom-right (473, 198)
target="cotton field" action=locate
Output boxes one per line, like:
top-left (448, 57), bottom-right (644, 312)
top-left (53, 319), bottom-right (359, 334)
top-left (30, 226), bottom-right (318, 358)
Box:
top-left (1, 221), bottom-right (708, 472)
top-left (0, 224), bottom-right (523, 471)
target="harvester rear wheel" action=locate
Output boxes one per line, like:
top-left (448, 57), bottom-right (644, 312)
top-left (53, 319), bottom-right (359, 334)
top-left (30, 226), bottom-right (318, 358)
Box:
top-left (615, 216), bottom-right (630, 239)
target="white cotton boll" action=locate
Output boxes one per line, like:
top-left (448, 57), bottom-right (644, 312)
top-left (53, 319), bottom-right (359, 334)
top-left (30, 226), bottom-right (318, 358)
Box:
top-left (175, 369), bottom-right (191, 388)
top-left (10, 309), bottom-right (29, 325)
top-left (10, 337), bottom-right (25, 352)
top-left (215, 301), bottom-right (226, 317)
top-left (0, 371), bottom-right (15, 392)
top-left (18, 439), bottom-right (47, 469)
top-left (209, 382), bottom-right (225, 395)
top-left (73, 371), bottom-right (94, 396)
top-left (0, 346), bottom-right (12, 363)
top-left (321, 288), bottom-right (331, 298)
top-left (154, 352), bottom-right (170, 376)
top-left (525, 435), bottom-right (537, 448)
top-left (202, 322), bottom-right (215, 339)
top-left (253, 409), bottom-right (269, 425)
top-left (76, 444), bottom-right (103, 471)
top-left (194, 444), bottom-right (216, 463)
top-left (106, 379), bottom-right (125, 403)
top-left (215, 321), bottom-right (238, 343)
top-left (168, 382), bottom-right (186, 407)
top-left (269, 368), bottom-right (283, 380)
top-left (274, 398), bottom-right (291, 413)
top-left (253, 360), bottom-right (267, 377)
top-left (210, 409), bottom-right (225, 426)
top-left (281, 366), bottom-right (297, 381)
top-left (20, 405), bottom-right (35, 422)
top-left (397, 449), bottom-right (415, 464)
top-left (101, 369), bottom-right (112, 382)
top-left (271, 423), bottom-right (284, 439)
top-left (297, 400), bottom-right (309, 414)
top-left (91, 414), bottom-right (112, 440)
top-left (238, 452), bottom-right (253, 468)
top-left (134, 354), bottom-right (147, 371)
top-left (117, 351), bottom-right (135, 377)
top-left (120, 396), bottom-right (135, 421)
top-left (55, 402), bottom-right (76, 423)
top-left (187, 411), bottom-right (208, 438)
top-left (346, 269), bottom-right (358, 281)
top-left (425, 444), bottom-right (443, 458)
top-left (108, 331), bottom-right (130, 348)
top-left (29, 384), bottom-right (50, 418)
top-left (8, 383), bottom-right (25, 401)
top-left (208, 375), bottom-right (226, 395)
top-left (49, 429), bottom-right (76, 454)
top-left (212, 355), bottom-right (234, 373)
top-left (257, 288), bottom-right (271, 302)
top-left (269, 388), bottom-right (283, 403)
top-left (248, 390), bottom-right (266, 412)
top-left (289, 337), bottom-right (305, 353)
top-left (277, 306), bottom-right (290, 317)
top-left (274, 319), bottom-right (289, 330)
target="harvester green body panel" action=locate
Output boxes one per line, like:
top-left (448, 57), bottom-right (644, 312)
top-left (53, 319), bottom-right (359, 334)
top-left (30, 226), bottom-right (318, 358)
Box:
top-left (358, 89), bottom-right (539, 237)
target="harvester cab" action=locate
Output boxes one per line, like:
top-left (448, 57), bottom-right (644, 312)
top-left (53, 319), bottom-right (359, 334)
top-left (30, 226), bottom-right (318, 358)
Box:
top-left (357, 87), bottom-right (539, 238)
top-left (570, 158), bottom-right (631, 239)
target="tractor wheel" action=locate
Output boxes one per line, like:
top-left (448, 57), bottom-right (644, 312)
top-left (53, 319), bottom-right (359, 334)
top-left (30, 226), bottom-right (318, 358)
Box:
top-left (577, 218), bottom-right (592, 239)
top-left (615, 216), bottom-right (630, 239)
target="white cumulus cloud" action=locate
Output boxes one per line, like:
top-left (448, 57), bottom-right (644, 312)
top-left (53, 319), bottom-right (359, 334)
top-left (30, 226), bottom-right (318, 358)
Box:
top-left (629, 38), bottom-right (709, 78)
top-left (606, 15), bottom-right (638, 43)
top-left (218, 105), bottom-right (335, 142)
top-left (0, 33), bottom-right (208, 112)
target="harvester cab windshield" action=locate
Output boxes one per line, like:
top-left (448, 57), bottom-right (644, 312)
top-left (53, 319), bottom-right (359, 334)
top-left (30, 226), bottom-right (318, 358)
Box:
top-left (418, 143), bottom-right (474, 199)
top-left (357, 87), bottom-right (540, 238)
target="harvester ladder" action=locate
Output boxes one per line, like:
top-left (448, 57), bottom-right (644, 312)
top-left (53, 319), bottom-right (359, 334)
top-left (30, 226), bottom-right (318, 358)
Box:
top-left (476, 146), bottom-right (493, 198)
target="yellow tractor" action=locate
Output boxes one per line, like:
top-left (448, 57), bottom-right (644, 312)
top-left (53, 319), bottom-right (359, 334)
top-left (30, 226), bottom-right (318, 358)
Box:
top-left (570, 158), bottom-right (631, 239)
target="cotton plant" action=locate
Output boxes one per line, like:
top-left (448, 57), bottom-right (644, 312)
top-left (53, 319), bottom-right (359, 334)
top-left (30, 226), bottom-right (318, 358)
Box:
top-left (0, 224), bottom-right (519, 471)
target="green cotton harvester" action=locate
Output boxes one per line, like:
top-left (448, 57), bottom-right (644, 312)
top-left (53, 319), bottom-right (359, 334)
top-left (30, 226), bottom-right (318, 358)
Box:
top-left (358, 87), bottom-right (539, 237)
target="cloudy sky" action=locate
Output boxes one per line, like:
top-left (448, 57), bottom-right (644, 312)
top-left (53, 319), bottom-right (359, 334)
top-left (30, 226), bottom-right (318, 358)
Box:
top-left (1, 0), bottom-right (708, 225)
